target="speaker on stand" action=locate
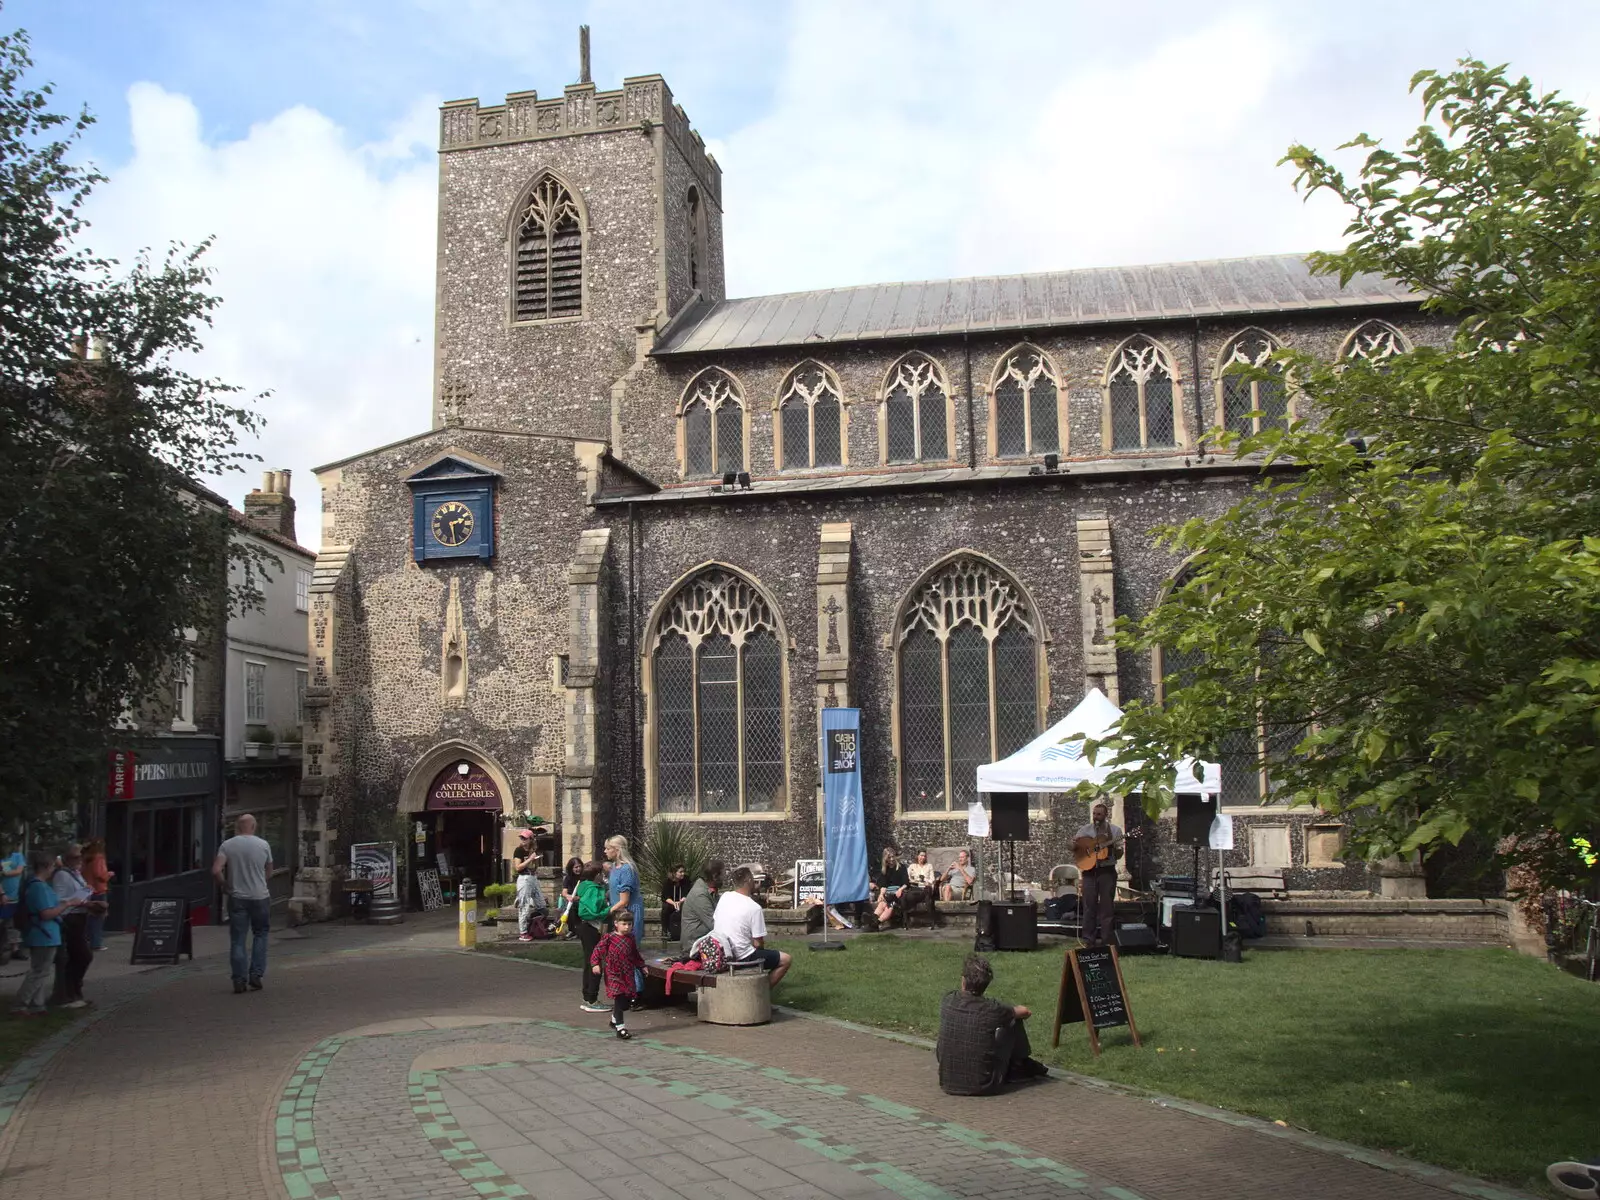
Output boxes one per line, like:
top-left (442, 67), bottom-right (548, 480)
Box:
top-left (988, 793), bottom-right (1029, 902)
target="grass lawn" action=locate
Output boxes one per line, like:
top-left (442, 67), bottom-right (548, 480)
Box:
top-left (0, 1007), bottom-right (82, 1074)
top-left (509, 937), bottom-right (1598, 1193)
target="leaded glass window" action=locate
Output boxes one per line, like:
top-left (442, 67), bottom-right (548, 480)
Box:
top-left (896, 557), bottom-right (1041, 811)
top-left (884, 354), bottom-right (950, 464)
top-left (514, 175), bottom-right (583, 322)
top-left (1217, 331), bottom-right (1288, 438)
top-left (777, 363), bottom-right (844, 470)
top-left (992, 348), bottom-right (1060, 457)
top-left (1340, 320), bottom-right (1406, 364)
top-left (680, 370), bottom-right (745, 478)
top-left (1106, 337), bottom-right (1179, 451)
top-left (650, 568), bottom-right (787, 813)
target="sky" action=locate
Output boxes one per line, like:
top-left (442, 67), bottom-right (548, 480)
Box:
top-left (10, 0), bottom-right (1600, 550)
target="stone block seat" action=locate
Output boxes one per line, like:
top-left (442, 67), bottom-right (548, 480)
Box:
top-left (642, 955), bottom-right (770, 1026)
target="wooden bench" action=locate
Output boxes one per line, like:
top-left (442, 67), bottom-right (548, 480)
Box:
top-left (644, 957), bottom-right (769, 1025)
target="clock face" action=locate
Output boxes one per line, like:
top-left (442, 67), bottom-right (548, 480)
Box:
top-left (430, 500), bottom-right (475, 548)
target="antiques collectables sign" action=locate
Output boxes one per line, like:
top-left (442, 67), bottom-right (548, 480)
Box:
top-left (427, 765), bottom-right (502, 810)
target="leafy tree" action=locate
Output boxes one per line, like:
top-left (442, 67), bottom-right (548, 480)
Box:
top-left (1100, 61), bottom-right (1600, 891)
top-left (0, 22), bottom-right (261, 826)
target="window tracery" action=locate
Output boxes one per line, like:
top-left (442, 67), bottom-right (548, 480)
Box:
top-left (897, 556), bottom-right (1040, 811)
top-left (1106, 336), bottom-right (1180, 451)
top-left (992, 347), bottom-right (1060, 457)
top-left (777, 362), bottom-right (844, 470)
top-left (1216, 330), bottom-right (1288, 438)
top-left (680, 369), bottom-right (745, 478)
top-left (651, 568), bottom-right (787, 814)
top-left (1340, 320), bottom-right (1407, 363)
top-left (513, 174), bottom-right (583, 322)
top-left (884, 353), bottom-right (951, 464)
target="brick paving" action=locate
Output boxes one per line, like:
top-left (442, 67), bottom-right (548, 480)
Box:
top-left (0, 926), bottom-right (1536, 1200)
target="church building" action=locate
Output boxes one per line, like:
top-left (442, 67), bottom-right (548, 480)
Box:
top-left (292, 59), bottom-right (1437, 916)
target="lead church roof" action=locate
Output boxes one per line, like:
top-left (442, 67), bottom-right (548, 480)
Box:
top-left (652, 253), bottom-right (1415, 356)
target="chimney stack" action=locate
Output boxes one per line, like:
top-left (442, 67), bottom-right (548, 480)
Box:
top-left (243, 469), bottom-right (298, 543)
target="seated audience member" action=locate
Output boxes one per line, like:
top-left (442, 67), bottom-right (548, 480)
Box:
top-left (680, 859), bottom-right (723, 954)
top-left (936, 954), bottom-right (1048, 1095)
top-left (711, 866), bottom-right (791, 987)
top-left (907, 851), bottom-right (935, 888)
top-left (941, 849), bottom-right (976, 901)
top-left (871, 846), bottom-right (909, 924)
top-left (660, 864), bottom-right (689, 942)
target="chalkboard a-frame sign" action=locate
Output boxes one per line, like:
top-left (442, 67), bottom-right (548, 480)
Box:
top-left (1051, 944), bottom-right (1141, 1056)
top-left (129, 896), bottom-right (194, 965)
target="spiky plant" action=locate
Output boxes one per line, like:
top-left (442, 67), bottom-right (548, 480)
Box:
top-left (636, 818), bottom-right (711, 896)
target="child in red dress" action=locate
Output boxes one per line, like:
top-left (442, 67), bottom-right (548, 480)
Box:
top-left (590, 910), bottom-right (645, 1039)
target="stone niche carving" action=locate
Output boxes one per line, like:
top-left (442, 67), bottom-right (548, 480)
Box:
top-left (442, 576), bottom-right (468, 708)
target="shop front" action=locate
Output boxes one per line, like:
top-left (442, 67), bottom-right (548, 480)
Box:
top-left (101, 737), bottom-right (223, 931)
top-left (407, 761), bottom-right (506, 905)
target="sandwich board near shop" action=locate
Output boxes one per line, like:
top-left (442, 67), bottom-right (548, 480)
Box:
top-left (1051, 943), bottom-right (1141, 1056)
top-left (130, 896), bottom-right (194, 965)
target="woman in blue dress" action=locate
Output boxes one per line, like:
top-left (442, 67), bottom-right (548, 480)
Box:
top-left (604, 835), bottom-right (645, 948)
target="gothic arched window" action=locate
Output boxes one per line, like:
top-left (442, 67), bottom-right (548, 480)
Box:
top-left (777, 362), bottom-right (844, 470)
top-left (991, 347), bottom-right (1061, 457)
top-left (883, 353), bottom-right (951, 464)
top-left (686, 186), bottom-right (707, 294)
top-left (650, 567), bottom-right (787, 814)
top-left (679, 369), bottom-right (745, 479)
top-left (896, 556), bottom-right (1042, 811)
top-left (1216, 330), bottom-right (1288, 438)
top-left (513, 174), bottom-right (583, 322)
top-left (1106, 336), bottom-right (1181, 451)
top-left (1339, 319), bottom-right (1408, 364)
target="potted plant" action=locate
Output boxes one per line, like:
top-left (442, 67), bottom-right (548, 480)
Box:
top-left (277, 727), bottom-right (301, 758)
top-left (243, 727), bottom-right (272, 759)
top-left (481, 883), bottom-right (515, 924)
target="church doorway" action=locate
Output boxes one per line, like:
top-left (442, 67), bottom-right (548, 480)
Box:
top-left (410, 760), bottom-right (505, 900)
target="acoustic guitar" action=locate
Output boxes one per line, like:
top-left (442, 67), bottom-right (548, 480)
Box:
top-left (1072, 827), bottom-right (1141, 873)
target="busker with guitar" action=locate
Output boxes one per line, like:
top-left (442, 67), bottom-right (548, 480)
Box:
top-left (1073, 800), bottom-right (1124, 947)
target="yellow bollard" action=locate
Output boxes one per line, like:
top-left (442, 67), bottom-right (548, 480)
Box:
top-left (458, 879), bottom-right (477, 949)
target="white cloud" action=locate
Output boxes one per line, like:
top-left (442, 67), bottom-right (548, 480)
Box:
top-left (82, 83), bottom-right (440, 551)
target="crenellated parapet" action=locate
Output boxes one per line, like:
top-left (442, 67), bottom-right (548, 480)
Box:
top-left (440, 75), bottom-right (721, 206)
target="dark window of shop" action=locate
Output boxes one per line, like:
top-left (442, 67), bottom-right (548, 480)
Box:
top-left (108, 799), bottom-right (209, 884)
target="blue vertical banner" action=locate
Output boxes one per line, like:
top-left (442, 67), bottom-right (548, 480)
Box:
top-left (821, 708), bottom-right (869, 905)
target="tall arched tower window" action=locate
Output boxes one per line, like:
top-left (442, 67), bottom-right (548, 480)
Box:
top-left (649, 567), bottom-right (788, 814)
top-left (991, 346), bottom-right (1061, 457)
top-left (686, 186), bottom-right (707, 294)
top-left (513, 173), bottom-right (583, 322)
top-left (896, 555), bottom-right (1043, 812)
top-left (1215, 330), bottom-right (1288, 438)
top-left (883, 353), bottom-right (952, 464)
top-left (1106, 336), bottom-right (1182, 451)
top-left (776, 362), bottom-right (844, 470)
top-left (679, 369), bottom-right (746, 478)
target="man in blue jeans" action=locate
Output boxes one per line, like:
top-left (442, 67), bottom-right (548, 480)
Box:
top-left (212, 814), bottom-right (273, 994)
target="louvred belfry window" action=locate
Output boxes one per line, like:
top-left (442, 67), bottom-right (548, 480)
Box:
top-left (884, 353), bottom-right (950, 464)
top-left (1217, 331), bottom-right (1288, 438)
top-left (514, 175), bottom-right (583, 322)
top-left (777, 362), bottom-right (843, 470)
top-left (680, 369), bottom-right (745, 478)
top-left (992, 348), bottom-right (1060, 457)
top-left (1107, 337), bottom-right (1180, 450)
top-left (651, 568), bottom-right (787, 814)
top-left (897, 557), bottom-right (1041, 812)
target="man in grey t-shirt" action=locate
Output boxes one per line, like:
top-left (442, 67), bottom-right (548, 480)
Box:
top-left (213, 814), bottom-right (273, 994)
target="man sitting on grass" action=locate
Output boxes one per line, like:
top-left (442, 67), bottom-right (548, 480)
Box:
top-left (936, 954), bottom-right (1048, 1095)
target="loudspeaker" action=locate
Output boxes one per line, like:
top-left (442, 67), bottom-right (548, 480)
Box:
top-left (1171, 907), bottom-right (1223, 959)
top-left (1113, 923), bottom-right (1159, 953)
top-left (1175, 793), bottom-right (1218, 846)
top-left (990, 902), bottom-right (1039, 951)
top-left (990, 794), bottom-right (1030, 841)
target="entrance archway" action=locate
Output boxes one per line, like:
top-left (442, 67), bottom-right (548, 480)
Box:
top-left (399, 741), bottom-right (517, 904)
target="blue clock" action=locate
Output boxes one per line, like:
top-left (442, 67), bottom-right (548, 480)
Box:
top-left (407, 454), bottom-right (498, 563)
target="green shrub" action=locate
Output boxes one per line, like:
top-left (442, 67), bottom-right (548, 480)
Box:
top-left (636, 819), bottom-right (711, 896)
top-left (481, 883), bottom-right (515, 907)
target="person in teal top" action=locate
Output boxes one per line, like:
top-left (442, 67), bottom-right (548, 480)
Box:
top-left (12, 850), bottom-right (76, 1016)
top-left (1, 845), bottom-right (24, 962)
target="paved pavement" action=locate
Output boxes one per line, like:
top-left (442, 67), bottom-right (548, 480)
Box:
top-left (0, 913), bottom-right (1535, 1200)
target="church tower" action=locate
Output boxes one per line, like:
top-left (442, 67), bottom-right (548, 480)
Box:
top-left (431, 29), bottom-right (724, 439)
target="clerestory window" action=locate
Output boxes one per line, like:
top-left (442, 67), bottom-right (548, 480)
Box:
top-left (513, 174), bottom-right (583, 322)
top-left (897, 556), bottom-right (1041, 812)
top-left (777, 362), bottom-right (844, 470)
top-left (1106, 336), bottom-right (1181, 451)
top-left (883, 353), bottom-right (951, 464)
top-left (680, 369), bottom-right (746, 478)
top-left (650, 567), bottom-right (787, 814)
top-left (991, 347), bottom-right (1061, 457)
top-left (1216, 330), bottom-right (1289, 438)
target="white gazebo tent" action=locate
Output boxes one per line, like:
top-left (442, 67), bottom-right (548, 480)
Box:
top-left (975, 688), bottom-right (1221, 901)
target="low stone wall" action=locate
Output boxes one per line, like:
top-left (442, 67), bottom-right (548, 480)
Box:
top-left (1259, 898), bottom-right (1529, 948)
